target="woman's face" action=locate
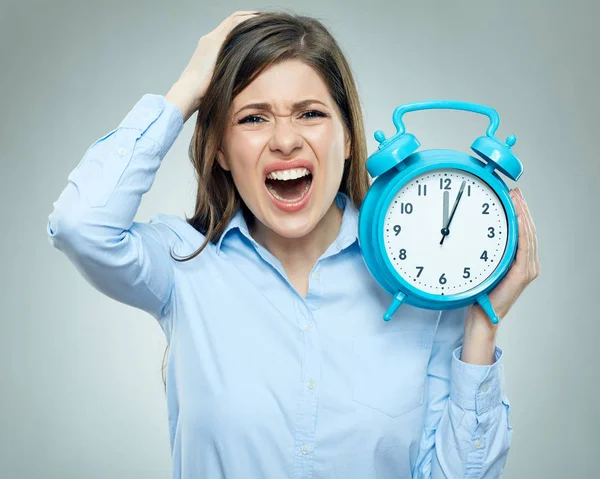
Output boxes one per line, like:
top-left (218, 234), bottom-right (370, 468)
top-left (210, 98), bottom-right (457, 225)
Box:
top-left (217, 59), bottom-right (351, 240)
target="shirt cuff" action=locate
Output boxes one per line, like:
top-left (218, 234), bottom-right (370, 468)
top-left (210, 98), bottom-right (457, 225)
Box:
top-left (449, 345), bottom-right (504, 415)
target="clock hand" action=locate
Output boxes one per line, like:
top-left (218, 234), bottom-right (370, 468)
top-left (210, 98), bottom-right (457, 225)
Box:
top-left (441, 190), bottom-right (449, 236)
top-left (440, 180), bottom-right (466, 245)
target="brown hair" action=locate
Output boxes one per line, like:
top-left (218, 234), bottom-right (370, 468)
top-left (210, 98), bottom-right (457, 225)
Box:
top-left (162, 10), bottom-right (370, 390)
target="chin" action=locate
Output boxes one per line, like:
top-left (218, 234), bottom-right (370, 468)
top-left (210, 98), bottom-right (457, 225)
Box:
top-left (266, 215), bottom-right (317, 239)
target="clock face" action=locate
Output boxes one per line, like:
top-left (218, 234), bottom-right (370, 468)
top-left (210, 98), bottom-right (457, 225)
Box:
top-left (383, 168), bottom-right (509, 295)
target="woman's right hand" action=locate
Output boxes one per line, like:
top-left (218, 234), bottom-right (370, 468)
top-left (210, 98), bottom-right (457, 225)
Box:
top-left (166, 11), bottom-right (260, 122)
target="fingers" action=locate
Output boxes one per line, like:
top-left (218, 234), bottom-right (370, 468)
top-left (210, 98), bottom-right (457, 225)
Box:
top-left (519, 192), bottom-right (534, 281)
top-left (232, 10), bottom-right (260, 16)
top-left (216, 11), bottom-right (258, 33)
top-left (510, 188), bottom-right (539, 281)
top-left (509, 188), bottom-right (530, 276)
top-left (516, 188), bottom-right (540, 278)
top-left (229, 11), bottom-right (260, 24)
top-left (230, 12), bottom-right (260, 32)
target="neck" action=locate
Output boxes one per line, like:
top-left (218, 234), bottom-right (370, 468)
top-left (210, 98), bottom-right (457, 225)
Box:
top-left (248, 200), bottom-right (344, 273)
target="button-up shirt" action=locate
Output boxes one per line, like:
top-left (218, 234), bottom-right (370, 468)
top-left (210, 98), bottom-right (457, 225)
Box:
top-left (47, 93), bottom-right (513, 478)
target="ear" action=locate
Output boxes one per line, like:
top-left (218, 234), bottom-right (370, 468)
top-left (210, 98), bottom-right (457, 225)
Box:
top-left (216, 148), bottom-right (231, 172)
top-left (344, 130), bottom-right (351, 161)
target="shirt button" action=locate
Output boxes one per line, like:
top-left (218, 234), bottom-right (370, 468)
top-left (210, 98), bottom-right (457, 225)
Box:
top-left (473, 439), bottom-right (484, 449)
top-left (117, 147), bottom-right (129, 156)
top-left (481, 383), bottom-right (489, 393)
top-left (304, 323), bottom-right (313, 331)
top-left (308, 379), bottom-right (316, 389)
top-left (313, 271), bottom-right (320, 280)
top-left (300, 445), bottom-right (310, 455)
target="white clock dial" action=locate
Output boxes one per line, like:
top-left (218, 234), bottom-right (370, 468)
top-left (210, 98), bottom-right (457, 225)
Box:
top-left (383, 169), bottom-right (509, 295)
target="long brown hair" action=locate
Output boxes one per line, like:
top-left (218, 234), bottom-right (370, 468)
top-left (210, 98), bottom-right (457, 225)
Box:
top-left (162, 10), bottom-right (370, 390)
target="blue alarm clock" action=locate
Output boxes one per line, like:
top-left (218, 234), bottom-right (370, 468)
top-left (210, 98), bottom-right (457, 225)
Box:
top-left (358, 101), bottom-right (523, 325)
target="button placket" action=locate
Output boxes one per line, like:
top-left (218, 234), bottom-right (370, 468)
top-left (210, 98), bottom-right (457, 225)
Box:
top-left (292, 300), bottom-right (321, 477)
top-left (305, 265), bottom-right (322, 311)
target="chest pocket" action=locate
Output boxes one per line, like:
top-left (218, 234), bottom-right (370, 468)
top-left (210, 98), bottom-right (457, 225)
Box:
top-left (351, 329), bottom-right (433, 417)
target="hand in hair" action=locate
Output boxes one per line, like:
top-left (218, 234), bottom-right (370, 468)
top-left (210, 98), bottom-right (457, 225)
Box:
top-left (166, 11), bottom-right (260, 122)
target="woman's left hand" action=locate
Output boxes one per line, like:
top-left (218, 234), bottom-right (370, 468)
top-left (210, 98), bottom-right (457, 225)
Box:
top-left (464, 187), bottom-right (540, 340)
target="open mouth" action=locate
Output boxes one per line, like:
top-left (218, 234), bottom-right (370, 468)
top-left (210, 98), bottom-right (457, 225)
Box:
top-left (265, 168), bottom-right (313, 203)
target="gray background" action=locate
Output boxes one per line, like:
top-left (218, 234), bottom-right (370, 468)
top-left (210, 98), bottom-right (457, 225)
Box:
top-left (1, 0), bottom-right (597, 477)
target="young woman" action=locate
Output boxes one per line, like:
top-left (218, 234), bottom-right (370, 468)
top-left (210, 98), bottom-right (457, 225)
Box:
top-left (47, 10), bottom-right (539, 479)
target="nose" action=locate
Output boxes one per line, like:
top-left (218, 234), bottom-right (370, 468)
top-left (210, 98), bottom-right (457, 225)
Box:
top-left (268, 117), bottom-right (303, 156)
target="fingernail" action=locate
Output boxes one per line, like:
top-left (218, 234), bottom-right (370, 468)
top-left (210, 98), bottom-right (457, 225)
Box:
top-left (516, 187), bottom-right (523, 198)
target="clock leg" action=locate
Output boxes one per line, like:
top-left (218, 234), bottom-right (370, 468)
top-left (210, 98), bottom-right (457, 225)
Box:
top-left (475, 293), bottom-right (500, 324)
top-left (383, 291), bottom-right (407, 321)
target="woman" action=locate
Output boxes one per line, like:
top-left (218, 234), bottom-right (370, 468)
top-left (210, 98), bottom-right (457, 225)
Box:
top-left (47, 10), bottom-right (539, 478)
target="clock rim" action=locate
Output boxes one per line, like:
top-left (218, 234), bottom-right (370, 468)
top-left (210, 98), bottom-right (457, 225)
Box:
top-left (359, 149), bottom-right (519, 311)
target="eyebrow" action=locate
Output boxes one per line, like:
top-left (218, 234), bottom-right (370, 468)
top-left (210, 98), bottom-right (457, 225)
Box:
top-left (233, 99), bottom-right (328, 116)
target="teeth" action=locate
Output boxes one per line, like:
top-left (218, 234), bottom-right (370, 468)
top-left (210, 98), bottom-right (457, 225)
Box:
top-left (266, 176), bottom-right (312, 203)
top-left (266, 167), bottom-right (311, 181)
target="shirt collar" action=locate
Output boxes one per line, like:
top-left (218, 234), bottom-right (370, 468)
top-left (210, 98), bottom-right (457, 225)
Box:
top-left (215, 191), bottom-right (359, 256)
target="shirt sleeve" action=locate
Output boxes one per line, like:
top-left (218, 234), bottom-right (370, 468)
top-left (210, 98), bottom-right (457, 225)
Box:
top-left (412, 307), bottom-right (513, 478)
top-left (46, 94), bottom-right (185, 327)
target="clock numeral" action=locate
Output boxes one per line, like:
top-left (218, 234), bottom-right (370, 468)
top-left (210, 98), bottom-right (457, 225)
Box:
top-left (487, 227), bottom-right (495, 238)
top-left (480, 250), bottom-right (488, 261)
top-left (399, 249), bottom-right (407, 260)
top-left (416, 266), bottom-right (424, 278)
top-left (439, 273), bottom-right (447, 284)
top-left (393, 225), bottom-right (401, 235)
top-left (418, 184), bottom-right (427, 196)
top-left (463, 267), bottom-right (471, 278)
top-left (467, 185), bottom-right (471, 197)
top-left (482, 203), bottom-right (490, 214)
top-left (400, 203), bottom-right (413, 214)
top-left (440, 178), bottom-right (451, 190)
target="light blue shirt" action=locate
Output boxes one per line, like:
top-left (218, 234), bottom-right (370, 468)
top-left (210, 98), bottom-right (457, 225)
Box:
top-left (47, 93), bottom-right (513, 478)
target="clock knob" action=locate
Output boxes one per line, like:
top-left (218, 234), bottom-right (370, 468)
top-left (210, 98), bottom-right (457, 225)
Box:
top-left (366, 132), bottom-right (421, 178)
top-left (470, 134), bottom-right (523, 181)
top-left (374, 130), bottom-right (387, 145)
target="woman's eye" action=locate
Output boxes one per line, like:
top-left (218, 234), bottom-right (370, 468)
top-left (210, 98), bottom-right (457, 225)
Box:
top-left (237, 110), bottom-right (327, 124)
top-left (238, 115), bottom-right (264, 124)
top-left (300, 110), bottom-right (326, 119)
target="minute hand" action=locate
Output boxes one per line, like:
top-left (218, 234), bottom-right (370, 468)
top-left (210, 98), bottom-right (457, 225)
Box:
top-left (440, 180), bottom-right (466, 245)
